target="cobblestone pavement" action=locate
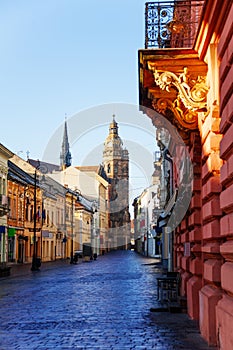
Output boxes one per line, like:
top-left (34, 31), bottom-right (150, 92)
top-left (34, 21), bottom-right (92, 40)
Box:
top-left (0, 251), bottom-right (217, 350)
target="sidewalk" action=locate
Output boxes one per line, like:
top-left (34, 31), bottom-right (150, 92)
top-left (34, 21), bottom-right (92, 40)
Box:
top-left (2, 258), bottom-right (72, 279)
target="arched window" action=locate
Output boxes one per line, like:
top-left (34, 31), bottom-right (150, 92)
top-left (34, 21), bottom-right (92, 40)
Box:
top-left (107, 163), bottom-right (111, 173)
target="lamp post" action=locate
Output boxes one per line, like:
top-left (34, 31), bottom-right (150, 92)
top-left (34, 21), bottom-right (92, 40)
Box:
top-left (70, 193), bottom-right (74, 264)
top-left (31, 168), bottom-right (40, 271)
top-left (69, 189), bottom-right (80, 264)
top-left (91, 200), bottom-right (97, 255)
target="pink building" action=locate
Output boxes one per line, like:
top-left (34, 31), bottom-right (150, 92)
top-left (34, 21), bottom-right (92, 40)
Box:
top-left (138, 1), bottom-right (233, 348)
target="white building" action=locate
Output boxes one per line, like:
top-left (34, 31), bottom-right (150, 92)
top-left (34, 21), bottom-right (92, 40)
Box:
top-left (134, 184), bottom-right (160, 257)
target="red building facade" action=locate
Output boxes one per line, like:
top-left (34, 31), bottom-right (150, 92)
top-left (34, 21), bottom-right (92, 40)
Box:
top-left (138, 1), bottom-right (233, 348)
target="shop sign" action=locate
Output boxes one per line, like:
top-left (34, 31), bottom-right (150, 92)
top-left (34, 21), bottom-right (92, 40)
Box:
top-left (8, 228), bottom-right (16, 237)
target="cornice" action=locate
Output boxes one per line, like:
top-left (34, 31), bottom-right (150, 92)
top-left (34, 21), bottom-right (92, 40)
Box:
top-left (0, 144), bottom-right (14, 159)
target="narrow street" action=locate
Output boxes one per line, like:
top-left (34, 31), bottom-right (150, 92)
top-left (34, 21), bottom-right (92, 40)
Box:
top-left (0, 251), bottom-right (215, 350)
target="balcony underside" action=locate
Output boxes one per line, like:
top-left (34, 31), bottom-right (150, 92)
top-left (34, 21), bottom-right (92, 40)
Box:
top-left (138, 48), bottom-right (208, 144)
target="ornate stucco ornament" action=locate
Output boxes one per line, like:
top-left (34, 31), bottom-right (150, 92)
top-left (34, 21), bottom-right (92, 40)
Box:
top-left (150, 66), bottom-right (208, 112)
top-left (152, 97), bottom-right (197, 130)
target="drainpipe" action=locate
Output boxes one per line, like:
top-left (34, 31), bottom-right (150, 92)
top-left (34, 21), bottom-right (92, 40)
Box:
top-left (164, 149), bottom-right (173, 199)
top-left (164, 149), bottom-right (174, 272)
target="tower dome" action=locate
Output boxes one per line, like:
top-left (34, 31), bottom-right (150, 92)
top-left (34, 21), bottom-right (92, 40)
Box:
top-left (103, 115), bottom-right (129, 179)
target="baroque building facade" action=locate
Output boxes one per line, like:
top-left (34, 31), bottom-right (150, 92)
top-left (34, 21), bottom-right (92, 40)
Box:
top-left (138, 0), bottom-right (233, 348)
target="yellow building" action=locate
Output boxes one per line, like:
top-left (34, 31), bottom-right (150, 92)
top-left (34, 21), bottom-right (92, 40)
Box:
top-left (49, 165), bottom-right (109, 255)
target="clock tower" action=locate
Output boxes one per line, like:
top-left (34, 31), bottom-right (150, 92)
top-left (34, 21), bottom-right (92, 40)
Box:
top-left (103, 115), bottom-right (130, 250)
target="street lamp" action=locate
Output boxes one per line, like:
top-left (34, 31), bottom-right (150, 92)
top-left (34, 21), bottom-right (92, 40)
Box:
top-left (31, 167), bottom-right (40, 271)
top-left (70, 193), bottom-right (74, 264)
top-left (69, 189), bottom-right (80, 264)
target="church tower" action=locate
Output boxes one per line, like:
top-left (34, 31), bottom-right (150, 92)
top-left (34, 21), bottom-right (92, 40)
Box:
top-left (60, 118), bottom-right (72, 170)
top-left (103, 115), bottom-right (129, 179)
top-left (103, 115), bottom-right (130, 250)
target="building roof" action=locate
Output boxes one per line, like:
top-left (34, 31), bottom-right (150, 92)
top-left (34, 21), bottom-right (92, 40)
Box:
top-left (60, 119), bottom-right (72, 169)
top-left (0, 143), bottom-right (14, 159)
top-left (76, 166), bottom-right (99, 172)
top-left (76, 164), bottom-right (110, 183)
top-left (28, 159), bottom-right (60, 173)
top-left (8, 160), bottom-right (37, 187)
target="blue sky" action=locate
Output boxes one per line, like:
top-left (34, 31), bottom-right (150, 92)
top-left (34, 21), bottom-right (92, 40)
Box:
top-left (0, 0), bottom-right (149, 156)
top-left (0, 0), bottom-right (158, 205)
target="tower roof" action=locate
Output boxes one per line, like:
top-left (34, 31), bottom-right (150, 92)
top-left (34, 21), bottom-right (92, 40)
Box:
top-left (109, 114), bottom-right (118, 134)
top-left (103, 115), bottom-right (128, 163)
top-left (104, 115), bottom-right (123, 148)
top-left (60, 118), bottom-right (72, 169)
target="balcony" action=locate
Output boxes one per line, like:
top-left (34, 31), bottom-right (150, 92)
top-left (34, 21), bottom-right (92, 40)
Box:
top-left (145, 0), bottom-right (205, 49)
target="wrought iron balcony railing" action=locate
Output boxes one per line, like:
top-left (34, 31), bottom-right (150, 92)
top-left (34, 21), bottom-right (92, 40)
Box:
top-left (145, 0), bottom-right (205, 49)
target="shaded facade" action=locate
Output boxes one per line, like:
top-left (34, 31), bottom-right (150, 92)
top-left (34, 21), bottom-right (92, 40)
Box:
top-left (133, 184), bottom-right (161, 257)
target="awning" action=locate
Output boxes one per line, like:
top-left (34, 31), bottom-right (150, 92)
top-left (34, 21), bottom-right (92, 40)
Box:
top-left (158, 216), bottom-right (169, 228)
top-left (156, 189), bottom-right (178, 229)
top-left (0, 225), bottom-right (5, 234)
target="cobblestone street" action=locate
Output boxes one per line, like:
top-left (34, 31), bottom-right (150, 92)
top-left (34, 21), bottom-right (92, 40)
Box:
top-left (0, 251), bottom-right (216, 350)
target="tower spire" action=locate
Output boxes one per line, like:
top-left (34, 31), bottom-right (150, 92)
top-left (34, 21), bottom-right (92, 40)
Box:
top-left (60, 117), bottom-right (72, 170)
top-left (109, 114), bottom-right (118, 136)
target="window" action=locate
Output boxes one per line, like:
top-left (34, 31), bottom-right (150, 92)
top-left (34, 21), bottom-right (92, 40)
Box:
top-left (19, 199), bottom-right (23, 221)
top-left (47, 210), bottom-right (49, 225)
top-left (25, 201), bottom-right (29, 221)
top-left (2, 178), bottom-right (6, 195)
top-left (57, 210), bottom-right (60, 225)
top-left (30, 205), bottom-right (33, 222)
top-left (61, 209), bottom-right (64, 225)
top-left (10, 197), bottom-right (17, 219)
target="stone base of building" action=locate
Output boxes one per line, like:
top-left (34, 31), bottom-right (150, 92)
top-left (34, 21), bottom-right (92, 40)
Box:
top-left (199, 285), bottom-right (222, 346)
top-left (187, 276), bottom-right (202, 320)
top-left (216, 294), bottom-right (233, 349)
